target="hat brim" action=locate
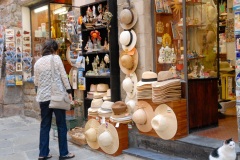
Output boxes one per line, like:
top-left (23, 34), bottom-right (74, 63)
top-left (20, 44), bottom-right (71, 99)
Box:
top-left (125, 72), bottom-right (138, 99)
top-left (152, 104), bottom-right (177, 140)
top-left (122, 30), bottom-right (137, 52)
top-left (85, 119), bottom-right (100, 149)
top-left (97, 123), bottom-right (119, 154)
top-left (119, 49), bottom-right (138, 75)
top-left (133, 101), bottom-right (154, 132)
top-left (120, 6), bottom-right (138, 30)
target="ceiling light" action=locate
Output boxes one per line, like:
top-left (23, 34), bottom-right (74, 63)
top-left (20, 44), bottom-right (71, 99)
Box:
top-left (53, 7), bottom-right (67, 15)
top-left (34, 5), bottom-right (48, 13)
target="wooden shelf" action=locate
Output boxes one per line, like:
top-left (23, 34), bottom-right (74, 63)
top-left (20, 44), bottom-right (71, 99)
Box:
top-left (82, 26), bottom-right (107, 32)
top-left (170, 1), bottom-right (206, 6)
top-left (187, 24), bottom-right (206, 28)
top-left (85, 75), bottom-right (110, 78)
top-left (82, 50), bottom-right (109, 55)
top-left (156, 12), bottom-right (173, 15)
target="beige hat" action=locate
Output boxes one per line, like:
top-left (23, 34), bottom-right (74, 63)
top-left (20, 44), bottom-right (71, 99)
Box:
top-left (97, 123), bottom-right (119, 154)
top-left (97, 83), bottom-right (109, 92)
top-left (158, 71), bottom-right (173, 81)
top-left (220, 61), bottom-right (234, 72)
top-left (90, 84), bottom-right (97, 92)
top-left (89, 99), bottom-right (103, 113)
top-left (111, 101), bottom-right (131, 118)
top-left (119, 29), bottom-right (137, 52)
top-left (84, 119), bottom-right (100, 149)
top-left (93, 92), bottom-right (106, 99)
top-left (119, 49), bottom-right (138, 75)
top-left (122, 72), bottom-right (137, 99)
top-left (103, 89), bottom-right (111, 101)
top-left (151, 104), bottom-right (177, 140)
top-left (132, 101), bottom-right (154, 132)
top-left (119, 4), bottom-right (138, 30)
top-left (137, 71), bottom-right (157, 86)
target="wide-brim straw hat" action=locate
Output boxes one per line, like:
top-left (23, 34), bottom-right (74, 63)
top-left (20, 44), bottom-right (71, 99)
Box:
top-left (151, 104), bottom-right (177, 140)
top-left (84, 119), bottom-right (100, 149)
top-left (119, 49), bottom-right (138, 75)
top-left (119, 29), bottom-right (137, 52)
top-left (122, 72), bottom-right (138, 99)
top-left (132, 101), bottom-right (154, 132)
top-left (137, 71), bottom-right (158, 86)
top-left (119, 3), bottom-right (138, 30)
top-left (97, 123), bottom-right (119, 154)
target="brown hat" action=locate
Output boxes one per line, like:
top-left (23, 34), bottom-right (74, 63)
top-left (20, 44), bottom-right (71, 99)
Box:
top-left (111, 101), bottom-right (131, 118)
top-left (119, 4), bottom-right (138, 30)
top-left (119, 48), bottom-right (138, 75)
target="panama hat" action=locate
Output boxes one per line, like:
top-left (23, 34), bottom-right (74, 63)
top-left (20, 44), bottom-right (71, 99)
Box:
top-left (126, 99), bottom-right (136, 113)
top-left (88, 99), bottom-right (103, 113)
top-left (98, 101), bottom-right (114, 118)
top-left (97, 123), bottom-right (119, 154)
top-left (103, 89), bottom-right (111, 101)
top-left (132, 101), bottom-right (154, 132)
top-left (119, 4), bottom-right (138, 30)
top-left (97, 83), bottom-right (109, 92)
top-left (158, 71), bottom-right (173, 81)
top-left (119, 29), bottom-right (137, 52)
top-left (137, 71), bottom-right (157, 86)
top-left (119, 49), bottom-right (138, 75)
top-left (151, 104), bottom-right (177, 140)
top-left (122, 72), bottom-right (137, 99)
top-left (111, 101), bottom-right (131, 118)
top-left (84, 119), bottom-right (100, 149)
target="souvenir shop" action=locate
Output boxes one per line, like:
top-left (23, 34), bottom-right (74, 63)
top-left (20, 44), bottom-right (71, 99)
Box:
top-left (1, 0), bottom-right (239, 159)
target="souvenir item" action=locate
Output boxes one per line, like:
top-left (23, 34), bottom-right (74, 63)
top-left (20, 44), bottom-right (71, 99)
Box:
top-left (199, 65), bottom-right (204, 78)
top-left (86, 56), bottom-right (89, 65)
top-left (119, 3), bottom-right (138, 30)
top-left (122, 72), bottom-right (137, 99)
top-left (6, 75), bottom-right (15, 86)
top-left (162, 33), bottom-right (172, 47)
top-left (104, 54), bottom-right (109, 64)
top-left (158, 47), bottom-right (165, 63)
top-left (97, 123), bottom-right (119, 154)
top-left (158, 71), bottom-right (173, 81)
top-left (156, 21), bottom-right (164, 33)
top-left (85, 119), bottom-right (100, 149)
top-left (132, 101), bottom-right (154, 132)
top-left (151, 104), bottom-right (177, 140)
top-left (119, 49), bottom-right (138, 75)
top-left (15, 75), bottom-right (23, 86)
top-left (72, 69), bottom-right (77, 89)
top-left (119, 29), bottom-right (137, 52)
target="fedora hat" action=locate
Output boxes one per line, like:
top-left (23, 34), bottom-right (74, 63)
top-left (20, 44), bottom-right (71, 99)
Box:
top-left (137, 71), bottom-right (157, 86)
top-left (84, 119), bottom-right (100, 149)
top-left (119, 4), bottom-right (138, 30)
top-left (119, 29), bottom-right (137, 52)
top-left (132, 101), bottom-right (154, 132)
top-left (158, 71), bottom-right (173, 81)
top-left (122, 72), bottom-right (137, 99)
top-left (119, 49), bottom-right (138, 75)
top-left (97, 123), bottom-right (119, 154)
top-left (151, 104), bottom-right (177, 140)
top-left (111, 101), bottom-right (131, 118)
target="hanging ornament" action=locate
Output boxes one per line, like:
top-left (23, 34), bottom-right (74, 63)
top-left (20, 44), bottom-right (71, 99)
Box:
top-left (104, 54), bottom-right (110, 64)
top-left (86, 56), bottom-right (89, 65)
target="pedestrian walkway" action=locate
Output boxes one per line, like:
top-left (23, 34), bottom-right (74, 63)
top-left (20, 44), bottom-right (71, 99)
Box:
top-left (0, 116), bottom-right (143, 160)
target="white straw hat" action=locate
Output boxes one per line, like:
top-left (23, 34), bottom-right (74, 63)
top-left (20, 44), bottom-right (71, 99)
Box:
top-left (119, 29), bottom-right (137, 52)
top-left (84, 119), bottom-right (100, 149)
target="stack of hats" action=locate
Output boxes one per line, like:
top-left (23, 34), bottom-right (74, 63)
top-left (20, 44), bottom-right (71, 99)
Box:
top-left (87, 84), bottom-right (97, 99)
top-left (98, 101), bottom-right (114, 118)
top-left (137, 71), bottom-right (157, 99)
top-left (152, 71), bottom-right (181, 104)
top-left (102, 89), bottom-right (111, 101)
top-left (88, 98), bottom-right (103, 116)
top-left (110, 101), bottom-right (132, 124)
top-left (87, 83), bottom-right (109, 99)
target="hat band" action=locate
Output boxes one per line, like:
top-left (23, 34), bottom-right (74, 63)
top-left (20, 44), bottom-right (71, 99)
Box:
top-left (125, 30), bottom-right (133, 47)
top-left (142, 78), bottom-right (157, 82)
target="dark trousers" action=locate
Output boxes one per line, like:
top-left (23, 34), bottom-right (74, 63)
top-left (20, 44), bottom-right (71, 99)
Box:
top-left (39, 101), bottom-right (69, 157)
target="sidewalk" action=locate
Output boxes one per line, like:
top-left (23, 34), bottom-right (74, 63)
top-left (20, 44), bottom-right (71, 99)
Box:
top-left (0, 116), bottom-right (143, 160)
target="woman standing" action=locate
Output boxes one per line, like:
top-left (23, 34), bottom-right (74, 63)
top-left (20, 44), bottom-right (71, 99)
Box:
top-left (34, 39), bottom-right (75, 160)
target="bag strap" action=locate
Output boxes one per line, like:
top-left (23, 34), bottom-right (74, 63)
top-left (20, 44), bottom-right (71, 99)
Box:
top-left (51, 55), bottom-right (55, 82)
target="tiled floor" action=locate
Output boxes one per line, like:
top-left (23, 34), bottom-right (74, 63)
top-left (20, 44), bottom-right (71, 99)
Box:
top-left (193, 107), bottom-right (238, 142)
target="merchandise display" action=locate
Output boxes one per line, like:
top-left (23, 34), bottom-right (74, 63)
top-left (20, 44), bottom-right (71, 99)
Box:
top-left (84, 119), bottom-right (100, 149)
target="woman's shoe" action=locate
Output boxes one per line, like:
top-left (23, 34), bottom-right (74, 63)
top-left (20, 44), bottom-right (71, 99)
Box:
top-left (59, 153), bottom-right (75, 160)
top-left (38, 154), bottom-right (52, 160)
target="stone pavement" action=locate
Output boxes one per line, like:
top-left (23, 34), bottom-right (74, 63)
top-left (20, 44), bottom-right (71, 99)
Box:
top-left (0, 116), bottom-right (143, 160)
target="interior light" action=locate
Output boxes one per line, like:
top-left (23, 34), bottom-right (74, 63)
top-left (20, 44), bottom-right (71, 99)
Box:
top-left (34, 5), bottom-right (48, 13)
top-left (53, 7), bottom-right (67, 15)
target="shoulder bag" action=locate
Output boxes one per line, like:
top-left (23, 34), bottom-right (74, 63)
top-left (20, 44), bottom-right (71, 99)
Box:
top-left (49, 55), bottom-right (71, 110)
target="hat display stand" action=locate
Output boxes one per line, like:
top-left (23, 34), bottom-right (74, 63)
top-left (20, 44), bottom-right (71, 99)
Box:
top-left (87, 115), bottom-right (129, 156)
top-left (137, 99), bottom-right (188, 140)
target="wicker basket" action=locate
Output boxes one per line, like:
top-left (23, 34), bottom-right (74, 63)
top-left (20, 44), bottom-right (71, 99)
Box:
top-left (68, 127), bottom-right (87, 145)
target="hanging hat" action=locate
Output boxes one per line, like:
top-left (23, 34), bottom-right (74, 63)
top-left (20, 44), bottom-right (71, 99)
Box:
top-left (84, 119), bottom-right (100, 149)
top-left (119, 29), bottom-right (137, 52)
top-left (97, 123), bottom-right (119, 154)
top-left (122, 72), bottom-right (137, 99)
top-left (126, 99), bottom-right (136, 113)
top-left (137, 71), bottom-right (157, 86)
top-left (119, 4), bottom-right (138, 30)
top-left (132, 101), bottom-right (154, 132)
top-left (119, 49), bottom-right (138, 75)
top-left (151, 104), bottom-right (177, 140)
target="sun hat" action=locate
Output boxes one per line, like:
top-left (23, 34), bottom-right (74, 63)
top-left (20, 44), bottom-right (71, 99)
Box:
top-left (119, 29), bottom-right (137, 52)
top-left (90, 84), bottom-right (97, 92)
top-left (126, 99), bottom-right (136, 113)
top-left (88, 99), bottom-right (103, 113)
top-left (98, 101), bottom-right (114, 118)
top-left (137, 71), bottom-right (157, 86)
top-left (119, 49), bottom-right (138, 75)
top-left (111, 101), bottom-right (131, 118)
top-left (151, 104), bottom-right (177, 140)
top-left (84, 119), bottom-right (100, 149)
top-left (93, 92), bottom-right (106, 99)
top-left (97, 83), bottom-right (109, 92)
top-left (97, 123), bottom-right (119, 154)
top-left (158, 71), bottom-right (173, 81)
top-left (132, 101), bottom-right (154, 132)
top-left (119, 3), bottom-right (138, 30)
top-left (122, 72), bottom-right (137, 99)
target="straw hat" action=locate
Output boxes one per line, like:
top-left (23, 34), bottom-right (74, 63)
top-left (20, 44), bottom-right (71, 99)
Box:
top-left (89, 99), bottom-right (103, 112)
top-left (84, 119), bottom-right (100, 149)
top-left (151, 104), bottom-right (177, 140)
top-left (158, 71), bottom-right (173, 81)
top-left (119, 4), bottom-right (138, 30)
top-left (122, 72), bottom-right (137, 99)
top-left (220, 61), bottom-right (234, 72)
top-left (98, 101), bottom-right (113, 118)
top-left (132, 101), bottom-right (154, 132)
top-left (97, 83), bottom-right (109, 92)
top-left (103, 89), bottom-right (111, 101)
top-left (90, 84), bottom-right (97, 92)
top-left (97, 123), bottom-right (119, 154)
top-left (119, 49), bottom-right (138, 75)
top-left (119, 29), bottom-right (137, 52)
top-left (126, 99), bottom-right (136, 113)
top-left (137, 71), bottom-right (157, 86)
top-left (111, 101), bottom-right (131, 118)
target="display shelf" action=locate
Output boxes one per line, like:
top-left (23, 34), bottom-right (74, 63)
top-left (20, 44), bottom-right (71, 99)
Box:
top-left (85, 75), bottom-right (110, 78)
top-left (170, 1), bottom-right (206, 6)
top-left (186, 24), bottom-right (206, 28)
top-left (82, 26), bottom-right (107, 32)
top-left (82, 50), bottom-right (109, 55)
top-left (156, 12), bottom-right (173, 15)
top-left (187, 56), bottom-right (205, 61)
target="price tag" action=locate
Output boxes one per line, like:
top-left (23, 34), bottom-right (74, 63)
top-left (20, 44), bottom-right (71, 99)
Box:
top-left (115, 122), bottom-right (120, 128)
